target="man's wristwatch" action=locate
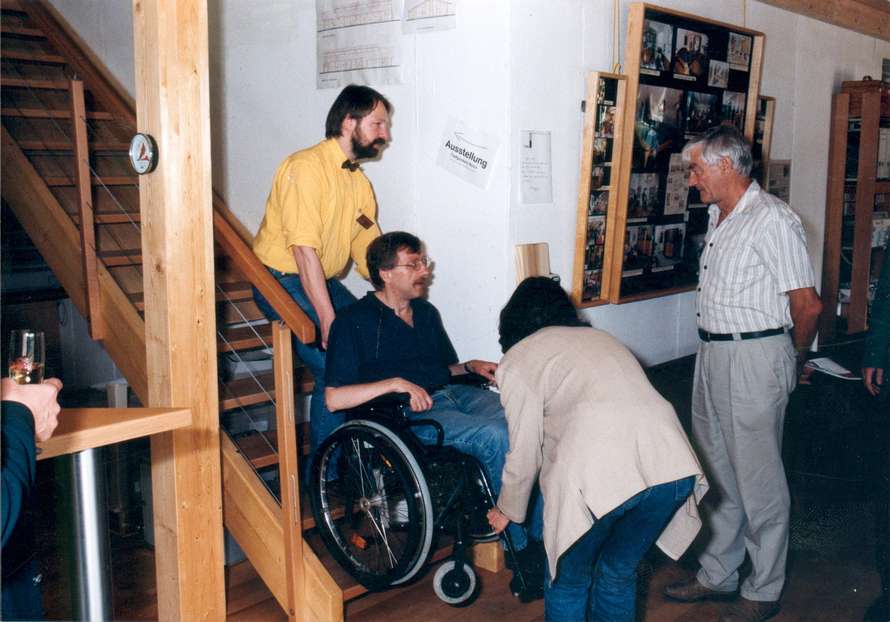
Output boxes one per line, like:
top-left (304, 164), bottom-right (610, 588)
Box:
top-left (464, 362), bottom-right (473, 374)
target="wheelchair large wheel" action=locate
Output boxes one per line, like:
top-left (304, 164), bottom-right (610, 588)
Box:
top-left (310, 420), bottom-right (435, 591)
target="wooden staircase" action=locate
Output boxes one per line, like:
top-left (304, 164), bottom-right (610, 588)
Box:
top-left (0, 2), bottom-right (501, 620)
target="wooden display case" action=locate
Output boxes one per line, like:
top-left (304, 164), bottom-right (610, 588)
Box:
top-left (609, 3), bottom-right (765, 303)
top-left (820, 78), bottom-right (890, 341)
top-left (572, 71), bottom-right (627, 307)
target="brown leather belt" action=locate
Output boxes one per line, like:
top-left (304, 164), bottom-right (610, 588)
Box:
top-left (698, 327), bottom-right (786, 342)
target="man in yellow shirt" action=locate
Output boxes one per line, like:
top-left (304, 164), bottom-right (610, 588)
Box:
top-left (252, 84), bottom-right (391, 456)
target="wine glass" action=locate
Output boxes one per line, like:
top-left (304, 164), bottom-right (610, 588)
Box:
top-left (8, 329), bottom-right (45, 385)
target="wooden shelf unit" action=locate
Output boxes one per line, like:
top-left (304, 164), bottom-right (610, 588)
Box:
top-left (820, 78), bottom-right (890, 341)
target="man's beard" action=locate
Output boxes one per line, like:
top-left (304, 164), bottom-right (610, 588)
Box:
top-left (352, 131), bottom-right (386, 160)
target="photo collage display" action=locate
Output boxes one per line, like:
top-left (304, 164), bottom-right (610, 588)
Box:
top-left (624, 8), bottom-right (756, 295)
top-left (580, 76), bottom-right (620, 302)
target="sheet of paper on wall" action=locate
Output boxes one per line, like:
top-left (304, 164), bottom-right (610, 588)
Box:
top-left (663, 152), bottom-right (690, 215)
top-left (403, 0), bottom-right (456, 33)
top-left (766, 159), bottom-right (791, 204)
top-left (519, 130), bottom-right (553, 204)
top-left (436, 117), bottom-right (499, 189)
top-left (316, 0), bottom-right (403, 89)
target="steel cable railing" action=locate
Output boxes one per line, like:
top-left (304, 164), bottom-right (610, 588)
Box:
top-left (2, 48), bottom-right (289, 491)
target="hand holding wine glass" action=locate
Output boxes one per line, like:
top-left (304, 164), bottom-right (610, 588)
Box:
top-left (8, 330), bottom-right (45, 385)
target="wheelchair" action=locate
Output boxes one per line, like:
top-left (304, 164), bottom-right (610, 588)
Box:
top-left (308, 379), bottom-right (527, 606)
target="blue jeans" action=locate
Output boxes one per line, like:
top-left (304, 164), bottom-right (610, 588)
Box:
top-left (545, 476), bottom-right (695, 622)
top-left (252, 270), bottom-right (357, 457)
top-left (408, 384), bottom-right (540, 550)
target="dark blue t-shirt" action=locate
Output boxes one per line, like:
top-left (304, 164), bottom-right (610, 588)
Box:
top-left (325, 293), bottom-right (458, 390)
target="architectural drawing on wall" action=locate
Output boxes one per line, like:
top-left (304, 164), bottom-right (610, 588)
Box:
top-left (316, 0), bottom-right (402, 88)
top-left (404, 0), bottom-right (457, 32)
top-left (317, 0), bottom-right (397, 30)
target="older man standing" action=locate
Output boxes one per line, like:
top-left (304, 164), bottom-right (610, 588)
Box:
top-left (663, 125), bottom-right (822, 622)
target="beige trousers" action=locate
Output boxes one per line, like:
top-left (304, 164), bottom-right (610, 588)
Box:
top-left (692, 333), bottom-right (796, 602)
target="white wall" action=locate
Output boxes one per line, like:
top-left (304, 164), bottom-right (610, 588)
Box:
top-left (48, 0), bottom-right (889, 366)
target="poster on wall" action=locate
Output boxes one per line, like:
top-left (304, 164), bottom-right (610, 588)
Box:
top-left (519, 130), bottom-right (553, 204)
top-left (316, 0), bottom-right (403, 88)
top-left (663, 153), bottom-right (690, 215)
top-left (640, 19), bottom-right (673, 74)
top-left (403, 0), bottom-right (456, 33)
top-left (766, 160), bottom-right (791, 203)
top-left (672, 28), bottom-right (709, 80)
top-left (437, 117), bottom-right (500, 189)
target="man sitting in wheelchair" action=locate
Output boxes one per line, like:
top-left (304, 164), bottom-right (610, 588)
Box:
top-left (322, 230), bottom-right (545, 595)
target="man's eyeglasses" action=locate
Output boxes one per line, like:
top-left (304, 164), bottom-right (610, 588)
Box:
top-left (389, 257), bottom-right (432, 271)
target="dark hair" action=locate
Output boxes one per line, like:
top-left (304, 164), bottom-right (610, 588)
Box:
top-left (366, 231), bottom-right (422, 290)
top-left (498, 277), bottom-right (589, 353)
top-left (325, 85), bottom-right (392, 139)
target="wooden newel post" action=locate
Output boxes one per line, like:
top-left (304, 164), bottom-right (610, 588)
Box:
top-left (132, 0), bottom-right (226, 620)
top-left (69, 78), bottom-right (104, 340)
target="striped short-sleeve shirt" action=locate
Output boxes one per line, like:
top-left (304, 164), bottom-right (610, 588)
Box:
top-left (696, 180), bottom-right (815, 333)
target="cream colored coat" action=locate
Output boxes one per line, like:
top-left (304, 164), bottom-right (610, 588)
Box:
top-left (494, 326), bottom-right (708, 577)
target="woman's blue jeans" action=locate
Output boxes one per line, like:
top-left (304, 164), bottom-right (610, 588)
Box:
top-left (252, 270), bottom-right (357, 457)
top-left (545, 476), bottom-right (695, 622)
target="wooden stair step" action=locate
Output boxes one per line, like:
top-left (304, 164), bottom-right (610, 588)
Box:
top-left (71, 212), bottom-right (141, 225)
top-left (1, 1), bottom-right (28, 13)
top-left (0, 49), bottom-right (64, 64)
top-left (220, 372), bottom-right (276, 412)
top-left (129, 281), bottom-right (257, 311)
top-left (1, 77), bottom-right (67, 90)
top-left (233, 429), bottom-right (279, 469)
top-left (232, 421), bottom-right (311, 471)
top-left (98, 249), bottom-right (142, 267)
top-left (1, 107), bottom-right (114, 120)
top-left (18, 139), bottom-right (130, 152)
top-left (45, 175), bottom-right (136, 187)
top-left (303, 531), bottom-right (456, 602)
top-left (0, 25), bottom-right (40, 37)
top-left (225, 576), bottom-right (277, 617)
top-left (218, 322), bottom-right (273, 353)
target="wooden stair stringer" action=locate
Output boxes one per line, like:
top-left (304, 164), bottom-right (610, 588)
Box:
top-left (222, 433), bottom-right (345, 622)
top-left (1, 124), bottom-right (149, 402)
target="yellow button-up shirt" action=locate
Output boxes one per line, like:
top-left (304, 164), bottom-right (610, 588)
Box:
top-left (253, 139), bottom-right (381, 278)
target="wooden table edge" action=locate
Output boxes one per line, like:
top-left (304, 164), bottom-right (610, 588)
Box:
top-left (37, 407), bottom-right (192, 460)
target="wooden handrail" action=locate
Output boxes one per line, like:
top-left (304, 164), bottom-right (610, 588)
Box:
top-left (37, 407), bottom-right (191, 460)
top-left (212, 205), bottom-right (316, 345)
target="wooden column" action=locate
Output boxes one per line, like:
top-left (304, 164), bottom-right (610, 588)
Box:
top-left (132, 1), bottom-right (226, 620)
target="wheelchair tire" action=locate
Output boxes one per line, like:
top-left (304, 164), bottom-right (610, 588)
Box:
top-left (433, 560), bottom-right (478, 606)
top-left (310, 420), bottom-right (435, 591)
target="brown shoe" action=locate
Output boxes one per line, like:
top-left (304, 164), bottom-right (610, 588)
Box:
top-left (718, 597), bottom-right (780, 622)
top-left (663, 578), bottom-right (737, 603)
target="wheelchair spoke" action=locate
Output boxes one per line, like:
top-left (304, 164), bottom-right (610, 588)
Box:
top-left (312, 424), bottom-right (435, 589)
top-left (363, 506), bottom-right (398, 569)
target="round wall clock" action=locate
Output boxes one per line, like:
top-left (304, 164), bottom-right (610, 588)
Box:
top-left (128, 133), bottom-right (158, 174)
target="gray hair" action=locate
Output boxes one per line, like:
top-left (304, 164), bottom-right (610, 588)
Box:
top-left (681, 124), bottom-right (753, 177)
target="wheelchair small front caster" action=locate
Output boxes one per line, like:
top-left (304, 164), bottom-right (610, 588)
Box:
top-left (433, 560), bottom-right (478, 606)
